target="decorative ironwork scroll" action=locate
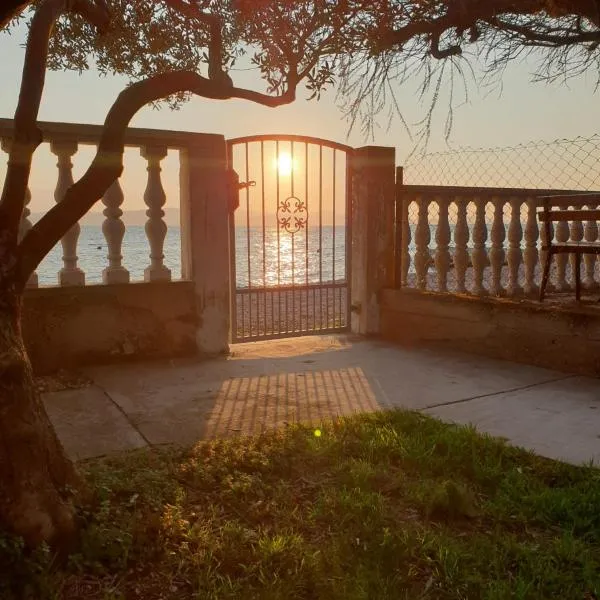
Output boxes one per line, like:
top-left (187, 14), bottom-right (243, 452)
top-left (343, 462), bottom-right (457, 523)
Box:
top-left (277, 196), bottom-right (308, 234)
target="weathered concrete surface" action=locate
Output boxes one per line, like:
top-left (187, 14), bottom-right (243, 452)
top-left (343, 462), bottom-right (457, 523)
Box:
top-left (43, 336), bottom-right (600, 465)
top-left (381, 289), bottom-right (600, 377)
top-left (44, 387), bottom-right (147, 460)
top-left (24, 282), bottom-right (197, 374)
top-left (426, 376), bottom-right (600, 465)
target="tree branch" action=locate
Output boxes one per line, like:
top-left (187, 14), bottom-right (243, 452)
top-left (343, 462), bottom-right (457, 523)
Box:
top-left (16, 71), bottom-right (295, 285)
top-left (491, 16), bottom-right (600, 46)
top-left (162, 0), bottom-right (232, 85)
top-left (0, 0), bottom-right (110, 250)
top-left (380, 0), bottom-right (600, 56)
top-left (429, 32), bottom-right (462, 58)
top-left (0, 0), bottom-right (30, 31)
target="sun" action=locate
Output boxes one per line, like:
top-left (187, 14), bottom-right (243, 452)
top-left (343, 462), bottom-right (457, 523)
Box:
top-left (276, 153), bottom-right (293, 177)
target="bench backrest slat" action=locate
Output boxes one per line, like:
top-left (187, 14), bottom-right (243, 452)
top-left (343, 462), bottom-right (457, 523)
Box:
top-left (537, 194), bottom-right (600, 246)
top-left (536, 193), bottom-right (600, 208)
top-left (538, 209), bottom-right (600, 222)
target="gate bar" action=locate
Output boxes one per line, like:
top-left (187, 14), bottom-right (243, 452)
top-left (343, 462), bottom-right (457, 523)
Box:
top-left (227, 142), bottom-right (238, 342)
top-left (305, 142), bottom-right (309, 333)
top-left (245, 142), bottom-right (251, 338)
top-left (261, 141), bottom-right (267, 335)
top-left (291, 140), bottom-right (296, 335)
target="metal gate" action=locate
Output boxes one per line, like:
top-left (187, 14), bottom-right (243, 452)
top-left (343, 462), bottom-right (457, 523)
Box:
top-left (227, 135), bottom-right (352, 342)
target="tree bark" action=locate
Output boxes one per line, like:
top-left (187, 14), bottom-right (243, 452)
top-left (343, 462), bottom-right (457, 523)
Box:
top-left (0, 281), bottom-right (82, 549)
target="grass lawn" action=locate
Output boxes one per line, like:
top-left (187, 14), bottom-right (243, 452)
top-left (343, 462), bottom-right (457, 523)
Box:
top-left (2, 410), bottom-right (600, 599)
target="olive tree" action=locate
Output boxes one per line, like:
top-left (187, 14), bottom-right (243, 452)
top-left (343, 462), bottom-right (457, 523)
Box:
top-left (1, 0), bottom-right (598, 550)
top-left (0, 0), bottom-right (353, 549)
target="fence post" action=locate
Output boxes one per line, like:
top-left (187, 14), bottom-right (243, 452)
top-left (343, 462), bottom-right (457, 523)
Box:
top-left (349, 146), bottom-right (396, 335)
top-left (394, 166), bottom-right (404, 289)
top-left (179, 134), bottom-right (231, 354)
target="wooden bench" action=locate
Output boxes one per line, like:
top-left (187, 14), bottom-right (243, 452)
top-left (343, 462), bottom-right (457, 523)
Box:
top-left (538, 193), bottom-right (600, 302)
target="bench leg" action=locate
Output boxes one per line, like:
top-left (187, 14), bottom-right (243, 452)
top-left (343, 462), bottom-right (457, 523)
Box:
top-left (575, 255), bottom-right (581, 302)
top-left (540, 251), bottom-right (552, 302)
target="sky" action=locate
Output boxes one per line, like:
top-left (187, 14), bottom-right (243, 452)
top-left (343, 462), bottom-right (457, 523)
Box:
top-left (1, 19), bottom-right (599, 216)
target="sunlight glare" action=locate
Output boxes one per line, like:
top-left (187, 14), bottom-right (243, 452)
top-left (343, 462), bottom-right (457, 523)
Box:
top-left (276, 153), bottom-right (293, 177)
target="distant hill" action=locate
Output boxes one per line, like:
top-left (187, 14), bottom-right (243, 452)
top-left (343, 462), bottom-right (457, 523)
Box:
top-left (32, 207), bottom-right (181, 227)
top-left (31, 206), bottom-right (343, 228)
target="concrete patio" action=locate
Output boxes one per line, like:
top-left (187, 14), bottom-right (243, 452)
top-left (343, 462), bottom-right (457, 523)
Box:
top-left (43, 335), bottom-right (600, 466)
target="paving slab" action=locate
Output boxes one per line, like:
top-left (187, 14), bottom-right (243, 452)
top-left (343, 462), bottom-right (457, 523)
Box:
top-left (426, 376), bottom-right (600, 465)
top-left (38, 335), bottom-right (600, 465)
top-left (43, 386), bottom-right (147, 460)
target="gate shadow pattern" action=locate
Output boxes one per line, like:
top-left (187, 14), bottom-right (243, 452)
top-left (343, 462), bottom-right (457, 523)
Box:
top-left (203, 366), bottom-right (382, 439)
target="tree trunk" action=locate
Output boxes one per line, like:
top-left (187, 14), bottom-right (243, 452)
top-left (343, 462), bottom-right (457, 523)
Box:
top-left (0, 285), bottom-right (82, 549)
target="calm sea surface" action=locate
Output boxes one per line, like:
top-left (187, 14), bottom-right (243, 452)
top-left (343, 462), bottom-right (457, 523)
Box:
top-left (36, 223), bottom-right (534, 287)
top-left (37, 225), bottom-right (348, 288)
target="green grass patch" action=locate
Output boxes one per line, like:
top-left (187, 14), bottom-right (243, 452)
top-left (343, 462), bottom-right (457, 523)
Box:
top-left (2, 410), bottom-right (600, 599)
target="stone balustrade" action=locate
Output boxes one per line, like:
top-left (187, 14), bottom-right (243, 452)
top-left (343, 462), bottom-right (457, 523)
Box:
top-left (398, 185), bottom-right (600, 297)
top-left (1, 118), bottom-right (232, 357)
top-left (0, 118), bottom-right (219, 288)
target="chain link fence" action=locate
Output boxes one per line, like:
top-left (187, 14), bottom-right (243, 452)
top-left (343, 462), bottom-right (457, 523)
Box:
top-left (399, 135), bottom-right (600, 297)
top-left (403, 134), bottom-right (600, 190)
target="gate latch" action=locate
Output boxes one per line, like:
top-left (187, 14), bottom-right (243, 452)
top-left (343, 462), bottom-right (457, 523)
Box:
top-left (227, 169), bottom-right (255, 212)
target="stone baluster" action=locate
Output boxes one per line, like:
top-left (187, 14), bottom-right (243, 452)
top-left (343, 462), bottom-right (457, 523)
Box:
top-left (539, 210), bottom-right (554, 293)
top-left (51, 141), bottom-right (85, 286)
top-left (434, 196), bottom-right (451, 292)
top-left (523, 198), bottom-right (539, 297)
top-left (1, 138), bottom-right (38, 287)
top-left (488, 196), bottom-right (506, 296)
top-left (414, 195), bottom-right (431, 291)
top-left (583, 202), bottom-right (599, 288)
top-left (141, 145), bottom-right (171, 282)
top-left (471, 198), bottom-right (488, 296)
top-left (453, 197), bottom-right (469, 293)
top-left (506, 197), bottom-right (523, 297)
top-left (401, 194), bottom-right (412, 286)
top-left (569, 204), bottom-right (585, 290)
top-left (554, 215), bottom-right (570, 291)
top-left (102, 178), bottom-right (130, 284)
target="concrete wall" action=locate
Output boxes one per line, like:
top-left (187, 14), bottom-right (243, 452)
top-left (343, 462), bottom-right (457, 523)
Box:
top-left (180, 136), bottom-right (231, 353)
top-left (381, 289), bottom-right (600, 376)
top-left (349, 146), bottom-right (396, 334)
top-left (23, 282), bottom-right (197, 374)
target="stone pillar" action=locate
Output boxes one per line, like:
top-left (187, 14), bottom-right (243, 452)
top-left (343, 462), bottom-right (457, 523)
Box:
top-left (349, 146), bottom-right (396, 335)
top-left (179, 134), bottom-right (231, 355)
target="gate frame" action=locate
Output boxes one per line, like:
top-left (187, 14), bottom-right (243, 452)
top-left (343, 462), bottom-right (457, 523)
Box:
top-left (226, 134), bottom-right (354, 343)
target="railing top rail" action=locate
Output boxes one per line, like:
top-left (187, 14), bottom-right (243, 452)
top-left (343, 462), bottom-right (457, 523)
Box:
top-left (400, 184), bottom-right (596, 198)
top-left (0, 118), bottom-right (223, 149)
top-left (227, 133), bottom-right (353, 154)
